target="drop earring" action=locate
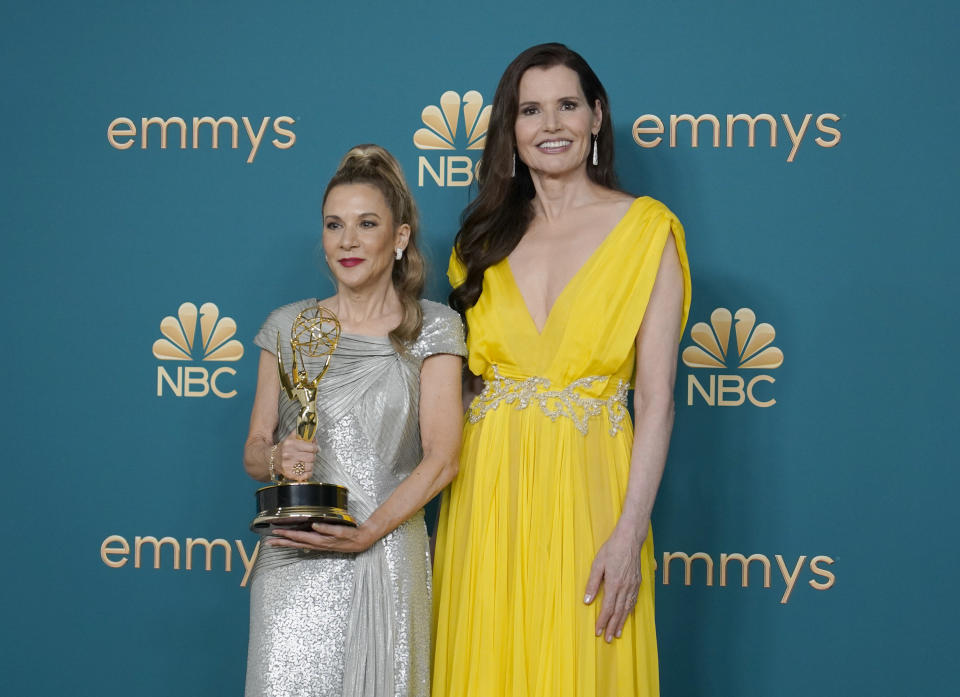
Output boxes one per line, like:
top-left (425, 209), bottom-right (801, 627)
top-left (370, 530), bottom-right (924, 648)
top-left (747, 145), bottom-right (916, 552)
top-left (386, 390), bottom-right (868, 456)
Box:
top-left (592, 133), bottom-right (599, 166)
top-left (512, 151), bottom-right (516, 177)
top-left (395, 248), bottom-right (403, 260)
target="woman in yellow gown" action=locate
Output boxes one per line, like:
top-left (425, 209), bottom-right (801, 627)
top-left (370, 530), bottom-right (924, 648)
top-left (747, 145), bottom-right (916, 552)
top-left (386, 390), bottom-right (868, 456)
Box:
top-left (432, 44), bottom-right (691, 697)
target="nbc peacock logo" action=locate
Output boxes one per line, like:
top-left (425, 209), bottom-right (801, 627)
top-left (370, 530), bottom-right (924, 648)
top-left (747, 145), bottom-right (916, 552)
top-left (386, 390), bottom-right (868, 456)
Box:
top-left (153, 302), bottom-right (244, 399)
top-left (682, 308), bottom-right (783, 407)
top-left (413, 90), bottom-right (490, 187)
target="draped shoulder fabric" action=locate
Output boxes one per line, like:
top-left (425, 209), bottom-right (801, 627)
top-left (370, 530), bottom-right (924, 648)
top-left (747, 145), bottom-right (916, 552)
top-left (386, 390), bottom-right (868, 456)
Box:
top-left (433, 197), bottom-right (691, 697)
top-left (245, 299), bottom-right (465, 697)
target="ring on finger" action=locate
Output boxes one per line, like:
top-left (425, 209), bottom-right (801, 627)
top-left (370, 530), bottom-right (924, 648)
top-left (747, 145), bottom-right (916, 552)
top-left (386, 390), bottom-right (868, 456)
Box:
top-left (293, 461), bottom-right (306, 476)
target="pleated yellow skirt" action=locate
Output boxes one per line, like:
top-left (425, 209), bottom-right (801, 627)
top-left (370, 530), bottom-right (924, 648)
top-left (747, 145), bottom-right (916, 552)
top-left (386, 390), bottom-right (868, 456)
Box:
top-left (432, 406), bottom-right (659, 697)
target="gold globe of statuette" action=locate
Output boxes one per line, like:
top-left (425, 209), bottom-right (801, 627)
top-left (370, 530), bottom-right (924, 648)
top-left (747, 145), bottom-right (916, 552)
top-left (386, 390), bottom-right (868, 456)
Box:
top-left (291, 305), bottom-right (340, 360)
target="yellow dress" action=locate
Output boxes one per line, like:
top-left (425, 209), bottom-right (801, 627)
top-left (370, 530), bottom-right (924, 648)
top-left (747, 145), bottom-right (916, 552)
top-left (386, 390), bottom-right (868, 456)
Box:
top-left (432, 197), bottom-right (692, 697)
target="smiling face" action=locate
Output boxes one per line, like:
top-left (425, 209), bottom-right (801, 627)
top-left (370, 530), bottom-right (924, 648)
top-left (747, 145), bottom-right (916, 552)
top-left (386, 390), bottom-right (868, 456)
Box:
top-left (322, 182), bottom-right (410, 294)
top-left (514, 64), bottom-right (602, 178)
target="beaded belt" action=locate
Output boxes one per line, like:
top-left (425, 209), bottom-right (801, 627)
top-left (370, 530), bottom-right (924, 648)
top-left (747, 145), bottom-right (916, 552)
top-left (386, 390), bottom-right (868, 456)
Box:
top-left (467, 365), bottom-right (629, 436)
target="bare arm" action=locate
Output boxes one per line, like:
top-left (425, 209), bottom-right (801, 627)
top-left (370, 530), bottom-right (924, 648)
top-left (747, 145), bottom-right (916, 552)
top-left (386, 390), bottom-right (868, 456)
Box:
top-left (243, 349), bottom-right (319, 482)
top-left (270, 352), bottom-right (463, 552)
top-left (584, 233), bottom-right (685, 641)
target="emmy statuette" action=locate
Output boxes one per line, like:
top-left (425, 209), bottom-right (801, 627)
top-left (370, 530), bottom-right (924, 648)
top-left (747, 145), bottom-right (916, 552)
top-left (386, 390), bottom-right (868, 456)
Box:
top-left (251, 304), bottom-right (357, 533)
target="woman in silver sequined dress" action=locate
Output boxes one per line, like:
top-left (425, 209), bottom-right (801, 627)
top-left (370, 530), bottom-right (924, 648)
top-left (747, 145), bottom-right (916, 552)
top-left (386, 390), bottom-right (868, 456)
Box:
top-left (242, 145), bottom-right (466, 697)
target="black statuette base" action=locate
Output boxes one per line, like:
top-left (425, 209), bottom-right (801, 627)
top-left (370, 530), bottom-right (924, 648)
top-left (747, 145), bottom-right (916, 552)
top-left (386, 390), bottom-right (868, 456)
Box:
top-left (251, 481), bottom-right (356, 534)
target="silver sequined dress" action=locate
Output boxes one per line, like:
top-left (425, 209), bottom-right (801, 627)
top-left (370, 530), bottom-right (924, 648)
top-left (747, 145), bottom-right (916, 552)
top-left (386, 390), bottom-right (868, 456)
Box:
top-left (245, 298), bottom-right (466, 697)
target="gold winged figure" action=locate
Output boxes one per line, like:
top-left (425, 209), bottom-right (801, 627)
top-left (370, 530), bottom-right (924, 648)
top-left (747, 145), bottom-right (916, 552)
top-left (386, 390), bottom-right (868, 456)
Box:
top-left (277, 304), bottom-right (341, 442)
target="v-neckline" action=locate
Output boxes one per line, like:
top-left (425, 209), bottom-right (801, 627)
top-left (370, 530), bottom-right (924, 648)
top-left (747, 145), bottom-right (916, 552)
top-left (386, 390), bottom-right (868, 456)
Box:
top-left (502, 198), bottom-right (642, 336)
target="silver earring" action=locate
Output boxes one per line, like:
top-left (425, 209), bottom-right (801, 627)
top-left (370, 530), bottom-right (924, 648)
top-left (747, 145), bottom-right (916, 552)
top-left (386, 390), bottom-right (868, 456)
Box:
top-left (592, 133), bottom-right (599, 166)
top-left (511, 152), bottom-right (516, 177)
top-left (395, 248), bottom-right (403, 260)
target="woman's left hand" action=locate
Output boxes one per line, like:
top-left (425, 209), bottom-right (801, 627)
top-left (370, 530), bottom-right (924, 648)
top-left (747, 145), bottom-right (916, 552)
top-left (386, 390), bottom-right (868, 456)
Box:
top-left (583, 525), bottom-right (645, 642)
top-left (266, 522), bottom-right (377, 554)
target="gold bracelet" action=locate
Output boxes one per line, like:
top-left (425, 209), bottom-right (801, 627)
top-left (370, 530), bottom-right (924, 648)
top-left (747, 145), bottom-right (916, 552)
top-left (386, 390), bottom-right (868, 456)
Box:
top-left (268, 444), bottom-right (279, 481)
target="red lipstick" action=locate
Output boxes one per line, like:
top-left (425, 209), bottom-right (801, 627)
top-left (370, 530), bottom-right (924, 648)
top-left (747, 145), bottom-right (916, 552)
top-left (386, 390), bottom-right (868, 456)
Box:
top-left (338, 258), bottom-right (364, 267)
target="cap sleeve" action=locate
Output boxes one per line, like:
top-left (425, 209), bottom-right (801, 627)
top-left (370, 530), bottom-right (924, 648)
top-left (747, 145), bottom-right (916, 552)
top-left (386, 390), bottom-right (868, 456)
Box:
top-left (410, 300), bottom-right (466, 361)
top-left (650, 202), bottom-right (692, 337)
top-left (619, 198), bottom-right (692, 340)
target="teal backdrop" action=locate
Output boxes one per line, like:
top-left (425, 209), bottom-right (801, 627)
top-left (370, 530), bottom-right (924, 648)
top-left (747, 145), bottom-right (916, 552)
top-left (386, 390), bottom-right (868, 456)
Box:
top-left (2, 1), bottom-right (957, 695)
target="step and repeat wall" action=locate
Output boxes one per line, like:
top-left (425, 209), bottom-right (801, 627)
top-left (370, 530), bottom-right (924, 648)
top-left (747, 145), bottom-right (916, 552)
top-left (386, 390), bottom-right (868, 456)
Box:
top-left (2, 1), bottom-right (956, 695)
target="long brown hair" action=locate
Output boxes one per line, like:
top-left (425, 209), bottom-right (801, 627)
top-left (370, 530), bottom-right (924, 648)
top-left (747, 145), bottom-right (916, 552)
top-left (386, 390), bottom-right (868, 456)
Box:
top-left (450, 43), bottom-right (621, 314)
top-left (323, 144), bottom-right (425, 351)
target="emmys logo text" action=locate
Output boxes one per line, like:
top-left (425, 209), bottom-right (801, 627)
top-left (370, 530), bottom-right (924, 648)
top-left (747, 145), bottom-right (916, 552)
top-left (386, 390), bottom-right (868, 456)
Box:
top-left (682, 307), bottom-right (783, 407)
top-left (153, 302), bottom-right (244, 399)
top-left (660, 550), bottom-right (835, 604)
top-left (107, 115), bottom-right (296, 163)
top-left (413, 90), bottom-right (490, 187)
top-left (632, 112), bottom-right (841, 162)
top-left (100, 533), bottom-right (260, 588)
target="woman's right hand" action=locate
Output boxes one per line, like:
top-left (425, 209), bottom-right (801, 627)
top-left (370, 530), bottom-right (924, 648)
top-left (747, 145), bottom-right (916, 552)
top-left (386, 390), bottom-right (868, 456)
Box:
top-left (275, 432), bottom-right (318, 481)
